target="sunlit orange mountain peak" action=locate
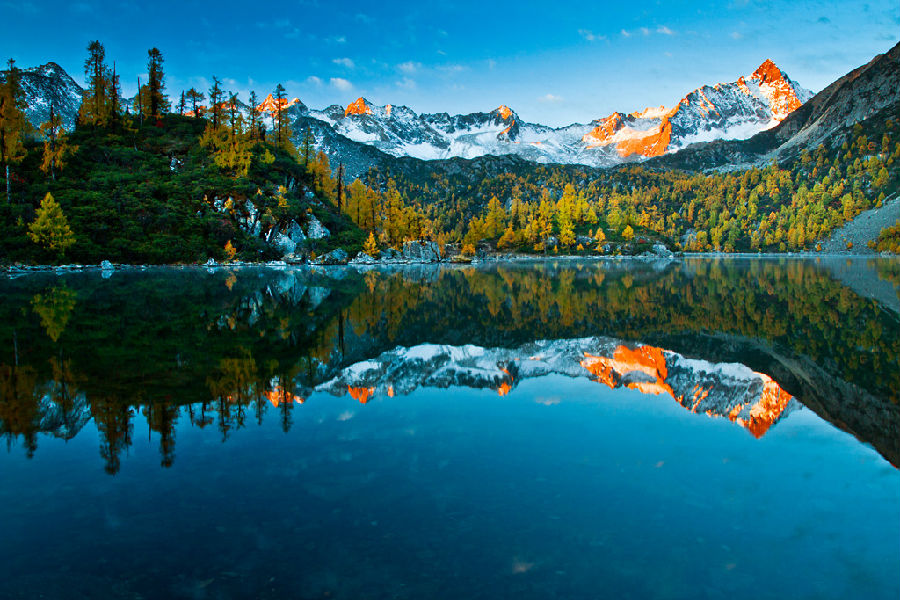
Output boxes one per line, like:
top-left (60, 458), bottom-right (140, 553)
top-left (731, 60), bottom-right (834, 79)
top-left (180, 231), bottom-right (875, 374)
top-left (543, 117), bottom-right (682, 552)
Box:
top-left (581, 58), bottom-right (810, 158)
top-left (345, 97), bottom-right (373, 117)
top-left (256, 93), bottom-right (301, 114)
top-left (495, 105), bottom-right (513, 120)
top-left (581, 343), bottom-right (794, 437)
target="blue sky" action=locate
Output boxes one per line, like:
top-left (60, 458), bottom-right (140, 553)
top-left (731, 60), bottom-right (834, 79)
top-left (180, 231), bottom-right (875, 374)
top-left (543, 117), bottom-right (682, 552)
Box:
top-left (1, 0), bottom-right (897, 126)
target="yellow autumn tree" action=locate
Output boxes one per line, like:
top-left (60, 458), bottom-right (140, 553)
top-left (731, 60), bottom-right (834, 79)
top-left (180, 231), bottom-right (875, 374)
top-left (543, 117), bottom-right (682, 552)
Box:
top-left (28, 193), bottom-right (75, 258)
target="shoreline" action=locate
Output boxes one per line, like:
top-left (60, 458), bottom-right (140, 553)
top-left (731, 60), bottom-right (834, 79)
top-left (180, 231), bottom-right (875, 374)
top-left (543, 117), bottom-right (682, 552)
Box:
top-left (2, 251), bottom-right (897, 276)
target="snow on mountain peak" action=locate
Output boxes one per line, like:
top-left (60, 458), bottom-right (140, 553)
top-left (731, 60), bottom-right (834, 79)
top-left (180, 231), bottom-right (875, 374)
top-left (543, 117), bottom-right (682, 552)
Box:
top-left (345, 97), bottom-right (373, 117)
top-left (747, 59), bottom-right (811, 121)
top-left (495, 105), bottom-right (514, 120)
top-left (256, 93), bottom-right (302, 114)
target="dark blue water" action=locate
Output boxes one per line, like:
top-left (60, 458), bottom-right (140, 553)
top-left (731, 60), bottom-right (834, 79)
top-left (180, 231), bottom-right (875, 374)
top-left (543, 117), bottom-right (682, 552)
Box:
top-left (1, 259), bottom-right (898, 599)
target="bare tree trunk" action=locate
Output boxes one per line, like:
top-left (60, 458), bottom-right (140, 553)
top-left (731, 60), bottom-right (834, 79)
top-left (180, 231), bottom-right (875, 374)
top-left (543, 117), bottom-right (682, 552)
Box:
top-left (5, 164), bottom-right (9, 204)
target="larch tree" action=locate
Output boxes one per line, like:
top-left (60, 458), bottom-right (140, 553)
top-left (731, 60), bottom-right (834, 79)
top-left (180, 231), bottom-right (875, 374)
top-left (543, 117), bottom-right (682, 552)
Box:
top-left (28, 192), bottom-right (76, 258)
top-left (39, 102), bottom-right (76, 181)
top-left (0, 58), bottom-right (29, 204)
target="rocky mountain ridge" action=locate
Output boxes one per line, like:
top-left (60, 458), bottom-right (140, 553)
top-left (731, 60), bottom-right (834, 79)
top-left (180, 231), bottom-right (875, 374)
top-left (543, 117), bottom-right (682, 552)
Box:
top-left (5, 58), bottom-right (811, 175)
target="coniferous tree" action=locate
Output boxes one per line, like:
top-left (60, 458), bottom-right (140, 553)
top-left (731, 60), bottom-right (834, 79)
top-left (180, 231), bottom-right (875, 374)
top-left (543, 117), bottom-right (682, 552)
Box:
top-left (0, 58), bottom-right (28, 204)
top-left (28, 192), bottom-right (75, 258)
top-left (272, 83), bottom-right (286, 147)
top-left (39, 102), bottom-right (76, 181)
top-left (301, 125), bottom-right (314, 166)
top-left (79, 41), bottom-right (114, 126)
top-left (185, 87), bottom-right (204, 117)
top-left (208, 76), bottom-right (224, 128)
top-left (146, 48), bottom-right (167, 119)
top-left (177, 90), bottom-right (186, 115)
top-left (247, 90), bottom-right (261, 142)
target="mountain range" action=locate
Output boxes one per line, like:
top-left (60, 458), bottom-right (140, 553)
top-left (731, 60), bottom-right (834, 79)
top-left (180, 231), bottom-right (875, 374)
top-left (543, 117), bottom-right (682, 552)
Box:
top-left (10, 57), bottom-right (814, 173)
top-left (6, 42), bottom-right (899, 182)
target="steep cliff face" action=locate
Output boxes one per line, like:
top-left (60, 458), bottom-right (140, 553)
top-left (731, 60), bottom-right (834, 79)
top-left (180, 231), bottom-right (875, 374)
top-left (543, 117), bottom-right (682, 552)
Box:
top-left (581, 59), bottom-right (812, 159)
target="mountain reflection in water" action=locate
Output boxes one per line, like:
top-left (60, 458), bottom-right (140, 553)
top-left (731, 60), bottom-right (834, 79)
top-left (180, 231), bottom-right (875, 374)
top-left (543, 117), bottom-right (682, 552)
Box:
top-left (1, 257), bottom-right (899, 472)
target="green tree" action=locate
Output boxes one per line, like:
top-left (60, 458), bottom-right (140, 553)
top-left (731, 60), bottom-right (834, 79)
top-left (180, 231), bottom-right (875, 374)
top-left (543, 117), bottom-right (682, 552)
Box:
top-left (146, 47), bottom-right (168, 119)
top-left (27, 192), bottom-right (76, 258)
top-left (185, 87), bottom-right (204, 117)
top-left (208, 76), bottom-right (224, 128)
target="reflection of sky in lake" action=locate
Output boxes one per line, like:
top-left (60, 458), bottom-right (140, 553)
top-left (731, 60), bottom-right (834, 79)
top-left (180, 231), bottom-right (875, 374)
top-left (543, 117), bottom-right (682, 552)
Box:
top-left (2, 373), bottom-right (898, 599)
top-left (1, 258), bottom-right (899, 598)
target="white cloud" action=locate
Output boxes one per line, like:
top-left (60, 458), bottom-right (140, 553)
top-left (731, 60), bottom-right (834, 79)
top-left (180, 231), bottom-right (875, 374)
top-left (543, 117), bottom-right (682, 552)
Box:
top-left (397, 61), bottom-right (421, 74)
top-left (438, 64), bottom-right (466, 74)
top-left (621, 29), bottom-right (632, 38)
top-left (327, 35), bottom-right (347, 44)
top-left (657, 25), bottom-right (675, 35)
top-left (730, 31), bottom-right (743, 39)
top-left (487, 59), bottom-right (497, 70)
top-left (306, 75), bottom-right (323, 86)
top-left (330, 77), bottom-right (353, 91)
top-left (396, 77), bottom-right (417, 90)
top-left (578, 29), bottom-right (606, 41)
top-left (538, 94), bottom-right (563, 104)
top-left (333, 57), bottom-right (355, 68)
top-left (640, 27), bottom-right (650, 36)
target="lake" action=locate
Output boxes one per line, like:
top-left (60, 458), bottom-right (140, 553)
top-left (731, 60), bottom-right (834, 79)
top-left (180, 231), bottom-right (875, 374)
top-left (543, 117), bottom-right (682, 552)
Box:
top-left (1, 258), bottom-right (899, 599)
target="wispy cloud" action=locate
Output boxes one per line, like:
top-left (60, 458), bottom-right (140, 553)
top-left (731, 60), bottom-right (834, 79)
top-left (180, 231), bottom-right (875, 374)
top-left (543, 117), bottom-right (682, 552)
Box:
top-left (538, 94), bottom-right (563, 103)
top-left (397, 61), bottom-right (421, 74)
top-left (578, 29), bottom-right (607, 42)
top-left (438, 64), bottom-right (466, 75)
top-left (621, 29), bottom-right (632, 38)
top-left (730, 31), bottom-right (743, 39)
top-left (0, 0), bottom-right (38, 14)
top-left (656, 25), bottom-right (675, 35)
top-left (330, 77), bottom-right (353, 91)
top-left (332, 57), bottom-right (355, 68)
top-left (306, 76), bottom-right (323, 86)
top-left (396, 77), bottom-right (416, 90)
top-left (326, 35), bottom-right (347, 44)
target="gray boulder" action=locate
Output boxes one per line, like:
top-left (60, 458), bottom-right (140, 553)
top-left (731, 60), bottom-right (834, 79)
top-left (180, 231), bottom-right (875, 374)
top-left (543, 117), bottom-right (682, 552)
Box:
top-left (350, 252), bottom-right (377, 265)
top-left (306, 215), bottom-right (330, 239)
top-left (289, 220), bottom-right (306, 244)
top-left (651, 243), bottom-right (674, 258)
top-left (316, 248), bottom-right (349, 265)
top-left (100, 259), bottom-right (114, 271)
top-left (272, 233), bottom-right (297, 257)
top-left (402, 241), bottom-right (441, 263)
top-left (380, 248), bottom-right (402, 262)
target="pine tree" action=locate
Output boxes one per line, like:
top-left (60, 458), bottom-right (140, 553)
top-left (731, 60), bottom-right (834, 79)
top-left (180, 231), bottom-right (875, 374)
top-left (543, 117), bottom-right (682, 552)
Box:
top-left (28, 192), bottom-right (75, 258)
top-left (185, 88), bottom-right (204, 117)
top-left (301, 126), bottom-right (314, 166)
top-left (272, 83), bottom-right (293, 151)
top-left (177, 90), bottom-right (186, 115)
top-left (0, 58), bottom-right (29, 204)
top-left (247, 90), bottom-right (261, 142)
top-left (39, 102), bottom-right (76, 181)
top-left (208, 76), bottom-right (224, 128)
top-left (146, 48), bottom-right (167, 120)
top-left (79, 41), bottom-right (114, 126)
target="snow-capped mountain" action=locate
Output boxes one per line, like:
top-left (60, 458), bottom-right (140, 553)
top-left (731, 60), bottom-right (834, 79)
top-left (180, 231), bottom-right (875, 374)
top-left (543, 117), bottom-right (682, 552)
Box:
top-left (287, 58), bottom-right (811, 170)
top-left (6, 62), bottom-right (84, 131)
top-left (4, 57), bottom-right (810, 172)
top-left (315, 337), bottom-right (798, 438)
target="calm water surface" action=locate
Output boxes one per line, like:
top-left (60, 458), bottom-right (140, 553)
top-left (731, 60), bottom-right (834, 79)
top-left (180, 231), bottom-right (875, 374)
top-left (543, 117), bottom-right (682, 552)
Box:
top-left (1, 258), bottom-right (899, 599)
